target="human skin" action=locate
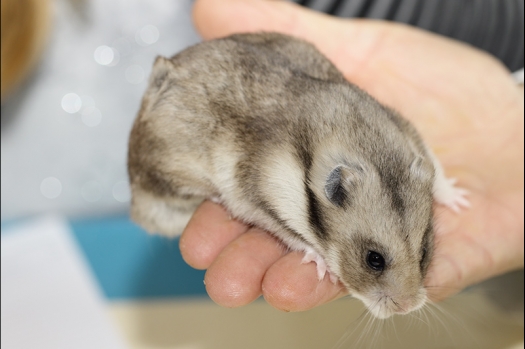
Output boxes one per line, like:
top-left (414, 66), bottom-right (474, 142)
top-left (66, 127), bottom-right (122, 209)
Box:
top-left (179, 0), bottom-right (524, 312)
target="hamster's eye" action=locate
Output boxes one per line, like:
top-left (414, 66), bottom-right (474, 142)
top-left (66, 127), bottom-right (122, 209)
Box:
top-left (366, 251), bottom-right (385, 271)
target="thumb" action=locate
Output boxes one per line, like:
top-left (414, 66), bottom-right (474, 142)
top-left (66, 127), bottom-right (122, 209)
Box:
top-left (191, 0), bottom-right (508, 105)
top-left (192, 0), bottom-right (391, 81)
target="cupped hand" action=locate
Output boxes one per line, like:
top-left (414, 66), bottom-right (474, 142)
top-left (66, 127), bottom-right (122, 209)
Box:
top-left (179, 0), bottom-right (524, 311)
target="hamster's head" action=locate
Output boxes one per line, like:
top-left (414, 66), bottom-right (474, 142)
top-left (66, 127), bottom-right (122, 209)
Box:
top-left (309, 149), bottom-right (435, 319)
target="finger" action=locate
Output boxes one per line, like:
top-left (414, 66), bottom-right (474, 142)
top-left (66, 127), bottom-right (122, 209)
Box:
top-left (262, 251), bottom-right (346, 312)
top-left (425, 209), bottom-right (477, 301)
top-left (427, 234), bottom-right (522, 302)
top-left (179, 200), bottom-right (249, 269)
top-left (425, 201), bottom-right (506, 301)
top-left (204, 227), bottom-right (286, 307)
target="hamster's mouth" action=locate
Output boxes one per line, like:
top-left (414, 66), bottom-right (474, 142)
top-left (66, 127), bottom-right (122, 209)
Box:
top-left (353, 290), bottom-right (428, 319)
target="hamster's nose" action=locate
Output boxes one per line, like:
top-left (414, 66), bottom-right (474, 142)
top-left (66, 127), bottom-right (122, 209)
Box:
top-left (394, 293), bottom-right (427, 314)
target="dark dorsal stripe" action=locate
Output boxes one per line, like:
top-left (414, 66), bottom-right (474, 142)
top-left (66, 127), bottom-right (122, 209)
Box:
top-left (258, 197), bottom-right (310, 246)
top-left (378, 164), bottom-right (406, 219)
top-left (295, 137), bottom-right (328, 239)
top-left (237, 156), bottom-right (309, 245)
top-left (420, 218), bottom-right (433, 272)
top-left (306, 185), bottom-right (327, 239)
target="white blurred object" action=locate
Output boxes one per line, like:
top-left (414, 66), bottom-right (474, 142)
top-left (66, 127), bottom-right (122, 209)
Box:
top-left (1, 216), bottom-right (128, 349)
top-left (513, 68), bottom-right (524, 85)
top-left (507, 342), bottom-right (525, 349)
top-left (1, 0), bottom-right (200, 220)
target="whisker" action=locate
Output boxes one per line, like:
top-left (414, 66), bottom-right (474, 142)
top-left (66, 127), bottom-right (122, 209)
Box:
top-left (331, 300), bottom-right (371, 349)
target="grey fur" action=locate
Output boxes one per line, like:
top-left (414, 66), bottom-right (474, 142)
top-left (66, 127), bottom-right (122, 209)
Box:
top-left (128, 33), bottom-right (437, 318)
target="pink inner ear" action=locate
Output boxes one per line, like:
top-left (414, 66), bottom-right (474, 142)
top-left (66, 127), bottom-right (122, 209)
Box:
top-left (324, 165), bottom-right (350, 207)
top-left (324, 162), bottom-right (367, 207)
top-left (409, 156), bottom-right (433, 180)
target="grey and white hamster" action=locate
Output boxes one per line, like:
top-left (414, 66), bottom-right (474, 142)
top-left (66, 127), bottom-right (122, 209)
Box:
top-left (127, 33), bottom-right (469, 319)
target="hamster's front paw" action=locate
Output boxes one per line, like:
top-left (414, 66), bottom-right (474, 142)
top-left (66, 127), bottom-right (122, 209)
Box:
top-left (433, 177), bottom-right (470, 213)
top-left (301, 248), bottom-right (338, 284)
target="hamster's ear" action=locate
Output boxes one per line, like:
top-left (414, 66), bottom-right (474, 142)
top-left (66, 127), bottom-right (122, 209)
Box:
top-left (149, 56), bottom-right (173, 89)
top-left (324, 163), bottom-right (364, 207)
top-left (409, 156), bottom-right (433, 181)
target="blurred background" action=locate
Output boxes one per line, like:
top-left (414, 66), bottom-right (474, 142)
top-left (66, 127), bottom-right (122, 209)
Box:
top-left (1, 0), bottom-right (523, 348)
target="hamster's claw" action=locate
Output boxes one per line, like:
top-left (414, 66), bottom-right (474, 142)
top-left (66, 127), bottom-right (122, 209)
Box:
top-left (302, 250), bottom-right (326, 280)
top-left (301, 249), bottom-right (338, 284)
top-left (434, 177), bottom-right (471, 213)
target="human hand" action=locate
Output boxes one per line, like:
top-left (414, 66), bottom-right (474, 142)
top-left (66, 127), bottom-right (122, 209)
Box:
top-left (179, 0), bottom-right (524, 311)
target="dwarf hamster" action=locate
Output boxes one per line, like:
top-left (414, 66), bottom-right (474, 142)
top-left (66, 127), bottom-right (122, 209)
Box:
top-left (127, 33), bottom-right (468, 319)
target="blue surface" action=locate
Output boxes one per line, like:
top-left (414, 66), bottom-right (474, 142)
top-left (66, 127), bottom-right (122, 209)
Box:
top-left (69, 215), bottom-right (207, 300)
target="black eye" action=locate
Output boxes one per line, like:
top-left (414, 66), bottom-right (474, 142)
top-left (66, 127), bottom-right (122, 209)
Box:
top-left (367, 251), bottom-right (385, 271)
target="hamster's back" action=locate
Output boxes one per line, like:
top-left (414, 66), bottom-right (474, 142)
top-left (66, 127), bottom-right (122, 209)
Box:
top-left (128, 33), bottom-right (347, 185)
